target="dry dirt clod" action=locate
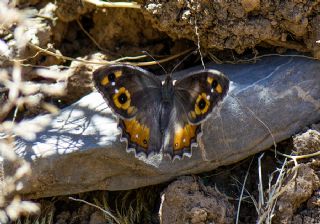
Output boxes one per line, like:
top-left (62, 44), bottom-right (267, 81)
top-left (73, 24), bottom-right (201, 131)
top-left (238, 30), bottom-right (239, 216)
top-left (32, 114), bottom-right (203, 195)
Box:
top-left (273, 164), bottom-right (320, 223)
top-left (56, 0), bottom-right (89, 22)
top-left (159, 176), bottom-right (234, 224)
top-left (143, 0), bottom-right (320, 57)
top-left (241, 0), bottom-right (260, 13)
top-left (89, 211), bottom-right (106, 224)
top-left (293, 129), bottom-right (320, 156)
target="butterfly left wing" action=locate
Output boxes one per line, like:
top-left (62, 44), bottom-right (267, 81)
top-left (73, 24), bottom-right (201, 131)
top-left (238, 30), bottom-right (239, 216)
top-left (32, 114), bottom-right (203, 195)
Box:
top-left (163, 69), bottom-right (229, 159)
top-left (93, 64), bottom-right (163, 157)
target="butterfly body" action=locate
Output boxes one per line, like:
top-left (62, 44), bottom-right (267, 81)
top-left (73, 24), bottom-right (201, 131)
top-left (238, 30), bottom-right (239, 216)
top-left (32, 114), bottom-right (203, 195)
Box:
top-left (93, 64), bottom-right (229, 160)
top-left (159, 77), bottom-right (174, 134)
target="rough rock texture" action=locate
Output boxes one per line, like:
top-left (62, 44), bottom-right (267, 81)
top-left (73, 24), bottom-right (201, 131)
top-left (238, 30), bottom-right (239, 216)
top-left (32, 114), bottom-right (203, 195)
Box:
top-left (159, 176), bottom-right (234, 224)
top-left (9, 55), bottom-right (320, 198)
top-left (91, 8), bottom-right (166, 54)
top-left (293, 129), bottom-right (320, 155)
top-left (142, 0), bottom-right (320, 58)
top-left (11, 0), bottom-right (320, 61)
top-left (270, 128), bottom-right (320, 223)
top-left (273, 164), bottom-right (320, 223)
top-left (292, 189), bottom-right (320, 224)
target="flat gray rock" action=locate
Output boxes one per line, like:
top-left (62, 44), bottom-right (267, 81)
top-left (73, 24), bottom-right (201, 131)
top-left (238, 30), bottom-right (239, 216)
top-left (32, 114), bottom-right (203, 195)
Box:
top-left (10, 55), bottom-right (320, 198)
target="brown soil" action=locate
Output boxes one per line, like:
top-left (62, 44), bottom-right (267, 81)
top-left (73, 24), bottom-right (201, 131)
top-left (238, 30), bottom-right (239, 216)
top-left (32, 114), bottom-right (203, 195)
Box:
top-left (142, 0), bottom-right (320, 57)
top-left (159, 176), bottom-right (234, 224)
top-left (2, 0), bottom-right (320, 223)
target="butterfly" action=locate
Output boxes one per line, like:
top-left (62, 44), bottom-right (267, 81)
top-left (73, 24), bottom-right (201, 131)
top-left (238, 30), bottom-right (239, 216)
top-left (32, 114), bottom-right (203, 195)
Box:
top-left (93, 64), bottom-right (229, 160)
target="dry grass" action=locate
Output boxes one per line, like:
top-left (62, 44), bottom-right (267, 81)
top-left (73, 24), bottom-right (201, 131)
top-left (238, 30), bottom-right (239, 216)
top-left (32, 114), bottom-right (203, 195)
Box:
top-left (0, 2), bottom-right (68, 222)
top-left (233, 146), bottom-right (320, 224)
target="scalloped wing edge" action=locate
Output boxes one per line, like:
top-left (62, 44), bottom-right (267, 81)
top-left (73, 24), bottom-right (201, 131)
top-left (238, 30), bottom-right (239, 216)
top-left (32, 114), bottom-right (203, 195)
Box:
top-left (117, 118), bottom-right (204, 160)
top-left (163, 125), bottom-right (202, 161)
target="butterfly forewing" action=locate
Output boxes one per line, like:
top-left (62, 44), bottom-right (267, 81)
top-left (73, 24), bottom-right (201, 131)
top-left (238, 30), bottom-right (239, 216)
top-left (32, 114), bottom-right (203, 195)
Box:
top-left (174, 69), bottom-right (230, 124)
top-left (93, 65), bottom-right (162, 119)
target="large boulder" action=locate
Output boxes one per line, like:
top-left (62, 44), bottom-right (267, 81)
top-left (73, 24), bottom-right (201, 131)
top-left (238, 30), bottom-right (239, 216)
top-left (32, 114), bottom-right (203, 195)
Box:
top-left (10, 55), bottom-right (320, 198)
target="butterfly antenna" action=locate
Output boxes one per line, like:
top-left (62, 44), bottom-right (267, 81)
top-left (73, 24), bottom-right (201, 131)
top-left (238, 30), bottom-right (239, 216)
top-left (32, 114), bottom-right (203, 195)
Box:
top-left (142, 51), bottom-right (168, 75)
top-left (170, 49), bottom-right (198, 76)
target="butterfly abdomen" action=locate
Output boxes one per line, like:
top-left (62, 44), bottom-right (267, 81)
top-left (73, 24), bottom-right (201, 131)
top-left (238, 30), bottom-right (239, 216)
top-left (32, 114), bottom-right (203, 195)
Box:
top-left (159, 76), bottom-right (174, 133)
top-left (159, 101), bottom-right (173, 134)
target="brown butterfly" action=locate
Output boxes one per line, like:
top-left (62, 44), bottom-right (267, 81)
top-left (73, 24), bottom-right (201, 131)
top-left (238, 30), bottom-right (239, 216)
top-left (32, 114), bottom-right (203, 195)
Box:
top-left (93, 64), bottom-right (229, 160)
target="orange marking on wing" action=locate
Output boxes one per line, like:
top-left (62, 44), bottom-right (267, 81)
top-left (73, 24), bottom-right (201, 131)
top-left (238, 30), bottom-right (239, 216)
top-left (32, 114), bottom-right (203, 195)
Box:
top-left (100, 70), bottom-right (122, 86)
top-left (189, 111), bottom-right (197, 119)
top-left (127, 106), bottom-right (136, 115)
top-left (112, 87), bottom-right (131, 110)
top-left (101, 76), bottom-right (110, 85)
top-left (139, 124), bottom-right (150, 147)
top-left (207, 77), bottom-right (213, 84)
top-left (124, 119), bottom-right (136, 134)
top-left (216, 83), bottom-right (223, 94)
top-left (173, 124), bottom-right (198, 151)
top-left (114, 70), bottom-right (122, 78)
top-left (194, 93), bottom-right (210, 115)
top-left (123, 119), bottom-right (150, 149)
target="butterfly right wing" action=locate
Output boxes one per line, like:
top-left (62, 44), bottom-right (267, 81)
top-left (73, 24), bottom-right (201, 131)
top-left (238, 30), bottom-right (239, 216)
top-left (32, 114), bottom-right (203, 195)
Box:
top-left (163, 69), bottom-right (229, 159)
top-left (93, 64), bottom-right (163, 156)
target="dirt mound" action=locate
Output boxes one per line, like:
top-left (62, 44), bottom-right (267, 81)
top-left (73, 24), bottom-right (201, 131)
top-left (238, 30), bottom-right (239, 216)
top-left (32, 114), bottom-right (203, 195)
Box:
top-left (159, 176), bottom-right (234, 224)
top-left (142, 0), bottom-right (320, 57)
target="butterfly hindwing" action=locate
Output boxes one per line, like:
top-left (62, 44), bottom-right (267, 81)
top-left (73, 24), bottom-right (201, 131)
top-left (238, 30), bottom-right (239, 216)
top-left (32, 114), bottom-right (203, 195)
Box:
top-left (163, 69), bottom-right (229, 159)
top-left (163, 101), bottom-right (201, 159)
top-left (93, 64), bottom-right (163, 156)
